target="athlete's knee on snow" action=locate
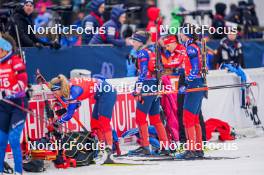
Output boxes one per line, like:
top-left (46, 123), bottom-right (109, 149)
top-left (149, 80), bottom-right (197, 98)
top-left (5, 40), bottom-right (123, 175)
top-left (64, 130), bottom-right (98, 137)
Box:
top-left (149, 114), bottom-right (162, 125)
top-left (183, 110), bottom-right (196, 128)
top-left (136, 109), bottom-right (148, 126)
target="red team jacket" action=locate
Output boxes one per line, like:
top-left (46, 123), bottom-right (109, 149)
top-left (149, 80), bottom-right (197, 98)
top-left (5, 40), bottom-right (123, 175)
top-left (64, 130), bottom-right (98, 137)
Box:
top-left (69, 77), bottom-right (98, 101)
top-left (162, 44), bottom-right (192, 75)
top-left (0, 54), bottom-right (28, 93)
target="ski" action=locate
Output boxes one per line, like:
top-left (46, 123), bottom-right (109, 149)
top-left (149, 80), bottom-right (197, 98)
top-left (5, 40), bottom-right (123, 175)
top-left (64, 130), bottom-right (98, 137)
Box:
top-left (115, 153), bottom-right (171, 158)
top-left (101, 162), bottom-right (156, 166)
top-left (115, 156), bottom-right (240, 162)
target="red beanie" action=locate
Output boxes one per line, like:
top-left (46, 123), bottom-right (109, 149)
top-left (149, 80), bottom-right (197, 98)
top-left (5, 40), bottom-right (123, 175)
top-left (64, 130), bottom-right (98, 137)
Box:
top-left (163, 35), bottom-right (177, 45)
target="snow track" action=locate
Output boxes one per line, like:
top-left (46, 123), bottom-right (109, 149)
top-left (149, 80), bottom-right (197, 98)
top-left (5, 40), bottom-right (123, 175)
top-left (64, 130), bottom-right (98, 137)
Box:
top-left (19, 135), bottom-right (264, 175)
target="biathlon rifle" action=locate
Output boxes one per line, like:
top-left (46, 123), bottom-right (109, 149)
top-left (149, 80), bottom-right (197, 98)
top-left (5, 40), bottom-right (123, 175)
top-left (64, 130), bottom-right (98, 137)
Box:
top-left (201, 37), bottom-right (208, 98)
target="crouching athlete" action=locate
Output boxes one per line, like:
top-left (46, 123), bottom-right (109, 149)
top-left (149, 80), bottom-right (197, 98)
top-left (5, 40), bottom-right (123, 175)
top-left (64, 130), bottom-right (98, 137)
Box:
top-left (37, 74), bottom-right (118, 163)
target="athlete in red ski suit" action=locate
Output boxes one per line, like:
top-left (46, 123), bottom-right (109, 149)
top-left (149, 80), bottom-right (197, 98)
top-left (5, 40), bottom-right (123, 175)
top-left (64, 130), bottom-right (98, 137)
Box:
top-left (129, 31), bottom-right (169, 155)
top-left (0, 37), bottom-right (28, 174)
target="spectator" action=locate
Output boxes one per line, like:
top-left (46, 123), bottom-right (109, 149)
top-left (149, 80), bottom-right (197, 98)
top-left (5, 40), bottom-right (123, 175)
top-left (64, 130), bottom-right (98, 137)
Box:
top-left (35, 0), bottom-right (53, 11)
top-left (225, 4), bottom-right (240, 23)
top-left (170, 7), bottom-right (185, 34)
top-left (89, 6), bottom-right (130, 47)
top-left (34, 4), bottom-right (53, 29)
top-left (214, 33), bottom-right (245, 69)
top-left (72, 0), bottom-right (85, 12)
top-left (139, 0), bottom-right (156, 28)
top-left (9, 0), bottom-right (54, 48)
top-left (214, 32), bottom-right (247, 107)
top-left (146, 7), bottom-right (163, 43)
top-left (61, 12), bottom-right (85, 46)
top-left (211, 3), bottom-right (227, 39)
top-left (82, 0), bottom-right (105, 45)
top-left (243, 0), bottom-right (262, 38)
top-left (60, 0), bottom-right (74, 25)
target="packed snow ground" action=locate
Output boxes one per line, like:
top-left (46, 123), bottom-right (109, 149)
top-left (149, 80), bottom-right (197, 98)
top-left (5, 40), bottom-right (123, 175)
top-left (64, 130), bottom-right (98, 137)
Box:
top-left (19, 131), bottom-right (264, 175)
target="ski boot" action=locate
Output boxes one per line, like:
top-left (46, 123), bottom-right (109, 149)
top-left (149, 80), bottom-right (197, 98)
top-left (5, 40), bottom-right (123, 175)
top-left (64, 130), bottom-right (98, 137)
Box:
top-left (103, 147), bottom-right (115, 164)
top-left (158, 149), bottom-right (171, 156)
top-left (175, 150), bottom-right (196, 160)
top-left (195, 150), bottom-right (204, 158)
top-left (94, 146), bottom-right (115, 164)
top-left (128, 146), bottom-right (151, 156)
top-left (3, 161), bottom-right (13, 174)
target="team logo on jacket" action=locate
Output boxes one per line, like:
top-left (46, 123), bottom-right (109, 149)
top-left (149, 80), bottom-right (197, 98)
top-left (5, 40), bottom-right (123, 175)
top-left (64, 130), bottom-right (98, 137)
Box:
top-left (85, 21), bottom-right (94, 30)
top-left (108, 27), bottom-right (116, 36)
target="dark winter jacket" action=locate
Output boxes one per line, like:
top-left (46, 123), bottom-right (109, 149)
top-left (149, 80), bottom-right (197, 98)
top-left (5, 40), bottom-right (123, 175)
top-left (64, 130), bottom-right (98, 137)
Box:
top-left (9, 6), bottom-right (47, 47)
top-left (89, 6), bottom-right (126, 46)
top-left (214, 37), bottom-right (245, 68)
top-left (82, 0), bottom-right (105, 44)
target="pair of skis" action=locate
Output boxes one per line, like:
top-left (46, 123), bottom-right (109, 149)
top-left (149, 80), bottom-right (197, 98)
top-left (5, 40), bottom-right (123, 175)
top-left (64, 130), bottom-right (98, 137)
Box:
top-left (113, 154), bottom-right (240, 162)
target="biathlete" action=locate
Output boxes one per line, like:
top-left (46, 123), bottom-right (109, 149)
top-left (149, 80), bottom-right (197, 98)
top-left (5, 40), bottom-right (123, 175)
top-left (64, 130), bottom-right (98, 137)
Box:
top-left (129, 31), bottom-right (169, 155)
top-left (176, 24), bottom-right (206, 159)
top-left (36, 74), bottom-right (118, 163)
top-left (0, 35), bottom-right (28, 175)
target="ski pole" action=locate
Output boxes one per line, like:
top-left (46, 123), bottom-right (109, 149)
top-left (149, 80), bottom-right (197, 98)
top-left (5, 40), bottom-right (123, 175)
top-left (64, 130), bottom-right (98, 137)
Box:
top-left (141, 82), bottom-right (257, 96)
top-left (0, 98), bottom-right (92, 139)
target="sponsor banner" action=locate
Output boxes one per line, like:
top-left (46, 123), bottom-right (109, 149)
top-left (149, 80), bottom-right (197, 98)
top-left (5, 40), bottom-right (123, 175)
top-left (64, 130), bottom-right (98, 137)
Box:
top-left (22, 77), bottom-right (139, 141)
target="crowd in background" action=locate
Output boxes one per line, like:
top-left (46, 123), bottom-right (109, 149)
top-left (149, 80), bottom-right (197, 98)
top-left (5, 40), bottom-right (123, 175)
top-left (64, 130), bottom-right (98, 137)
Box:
top-left (0, 0), bottom-right (263, 71)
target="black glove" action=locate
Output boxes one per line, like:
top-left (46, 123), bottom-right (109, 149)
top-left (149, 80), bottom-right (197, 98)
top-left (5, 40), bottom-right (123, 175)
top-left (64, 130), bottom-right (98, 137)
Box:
top-left (55, 108), bottom-right (67, 116)
top-left (45, 105), bottom-right (55, 119)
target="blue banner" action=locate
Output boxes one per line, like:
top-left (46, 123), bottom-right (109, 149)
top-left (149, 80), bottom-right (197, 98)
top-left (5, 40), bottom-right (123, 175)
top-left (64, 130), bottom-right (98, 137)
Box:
top-left (25, 46), bottom-right (131, 83)
top-left (25, 41), bottom-right (264, 84)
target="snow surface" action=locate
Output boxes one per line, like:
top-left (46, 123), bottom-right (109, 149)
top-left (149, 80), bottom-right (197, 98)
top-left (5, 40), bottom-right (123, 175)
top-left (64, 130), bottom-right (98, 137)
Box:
top-left (20, 134), bottom-right (264, 175)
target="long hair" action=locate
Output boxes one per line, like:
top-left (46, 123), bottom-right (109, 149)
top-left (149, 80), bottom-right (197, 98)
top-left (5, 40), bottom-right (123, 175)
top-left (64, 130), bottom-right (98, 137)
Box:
top-left (48, 74), bottom-right (70, 98)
